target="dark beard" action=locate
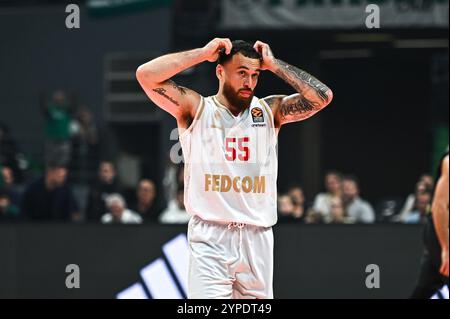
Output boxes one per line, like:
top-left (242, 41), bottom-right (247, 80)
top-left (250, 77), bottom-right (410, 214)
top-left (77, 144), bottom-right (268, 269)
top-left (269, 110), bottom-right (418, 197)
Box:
top-left (222, 82), bottom-right (253, 114)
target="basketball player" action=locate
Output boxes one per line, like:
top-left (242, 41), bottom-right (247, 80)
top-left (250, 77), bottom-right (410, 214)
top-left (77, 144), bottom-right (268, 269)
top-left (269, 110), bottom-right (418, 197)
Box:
top-left (410, 148), bottom-right (449, 298)
top-left (136, 38), bottom-right (333, 298)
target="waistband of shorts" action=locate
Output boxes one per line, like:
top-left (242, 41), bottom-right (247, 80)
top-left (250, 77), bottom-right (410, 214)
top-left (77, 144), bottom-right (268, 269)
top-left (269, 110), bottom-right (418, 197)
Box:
top-left (191, 215), bottom-right (271, 230)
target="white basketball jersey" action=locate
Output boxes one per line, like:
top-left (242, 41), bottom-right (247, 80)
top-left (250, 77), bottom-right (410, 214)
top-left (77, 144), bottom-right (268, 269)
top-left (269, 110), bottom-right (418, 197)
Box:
top-left (179, 95), bottom-right (278, 227)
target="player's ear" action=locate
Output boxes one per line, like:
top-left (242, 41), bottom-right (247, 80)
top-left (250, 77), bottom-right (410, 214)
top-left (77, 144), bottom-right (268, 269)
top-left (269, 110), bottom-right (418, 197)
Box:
top-left (216, 64), bottom-right (224, 81)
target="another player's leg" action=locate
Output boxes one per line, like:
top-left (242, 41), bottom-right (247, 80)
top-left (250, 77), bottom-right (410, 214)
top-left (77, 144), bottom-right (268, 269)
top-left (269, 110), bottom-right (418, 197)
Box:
top-left (410, 219), bottom-right (448, 298)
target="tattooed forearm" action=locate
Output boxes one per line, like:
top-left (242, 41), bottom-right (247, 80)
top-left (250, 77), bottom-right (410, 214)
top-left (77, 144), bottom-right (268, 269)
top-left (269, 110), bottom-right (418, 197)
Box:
top-left (152, 87), bottom-right (179, 106)
top-left (274, 59), bottom-right (330, 103)
top-left (279, 96), bottom-right (319, 119)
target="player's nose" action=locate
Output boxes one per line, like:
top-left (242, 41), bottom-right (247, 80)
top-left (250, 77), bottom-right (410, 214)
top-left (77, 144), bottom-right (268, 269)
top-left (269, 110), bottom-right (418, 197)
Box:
top-left (244, 77), bottom-right (254, 88)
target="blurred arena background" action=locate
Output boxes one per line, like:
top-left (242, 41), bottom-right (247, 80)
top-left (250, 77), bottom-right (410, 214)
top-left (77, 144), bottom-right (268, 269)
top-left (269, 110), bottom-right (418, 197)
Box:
top-left (0, 0), bottom-right (448, 299)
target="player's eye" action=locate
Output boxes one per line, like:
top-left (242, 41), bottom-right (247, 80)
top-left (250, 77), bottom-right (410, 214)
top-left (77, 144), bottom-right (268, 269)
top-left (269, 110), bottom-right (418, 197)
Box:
top-left (239, 71), bottom-right (246, 76)
top-left (252, 74), bottom-right (259, 79)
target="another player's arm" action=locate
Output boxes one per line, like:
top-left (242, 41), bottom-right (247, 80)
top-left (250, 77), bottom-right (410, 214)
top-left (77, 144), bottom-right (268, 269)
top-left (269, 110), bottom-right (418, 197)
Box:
top-left (136, 38), bottom-right (233, 128)
top-left (254, 41), bottom-right (333, 128)
top-left (432, 155), bottom-right (449, 277)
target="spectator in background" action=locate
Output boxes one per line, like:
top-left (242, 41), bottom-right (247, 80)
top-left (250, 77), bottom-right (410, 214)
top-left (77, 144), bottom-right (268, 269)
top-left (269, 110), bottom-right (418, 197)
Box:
top-left (0, 163), bottom-right (4, 187)
top-left (312, 171), bottom-right (343, 221)
top-left (278, 194), bottom-right (299, 222)
top-left (70, 105), bottom-right (99, 183)
top-left (101, 193), bottom-right (142, 224)
top-left (130, 179), bottom-right (164, 223)
top-left (159, 184), bottom-right (190, 224)
top-left (419, 174), bottom-right (434, 189)
top-left (162, 159), bottom-right (182, 204)
top-left (328, 196), bottom-right (348, 224)
top-left (0, 189), bottom-right (20, 222)
top-left (21, 163), bottom-right (80, 221)
top-left (403, 191), bottom-right (432, 224)
top-left (304, 209), bottom-right (325, 224)
top-left (397, 175), bottom-right (434, 222)
top-left (284, 185), bottom-right (308, 222)
top-left (288, 184), bottom-right (304, 206)
top-left (86, 161), bottom-right (122, 222)
top-left (1, 166), bottom-right (21, 207)
top-left (0, 122), bottom-right (23, 182)
top-left (72, 105), bottom-right (98, 149)
top-left (342, 175), bottom-right (375, 223)
top-left (42, 90), bottom-right (73, 166)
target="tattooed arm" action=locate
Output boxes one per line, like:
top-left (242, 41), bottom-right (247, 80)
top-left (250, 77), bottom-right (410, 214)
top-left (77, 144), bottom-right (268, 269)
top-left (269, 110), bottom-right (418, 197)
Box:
top-left (136, 38), bottom-right (232, 128)
top-left (253, 41), bottom-right (333, 128)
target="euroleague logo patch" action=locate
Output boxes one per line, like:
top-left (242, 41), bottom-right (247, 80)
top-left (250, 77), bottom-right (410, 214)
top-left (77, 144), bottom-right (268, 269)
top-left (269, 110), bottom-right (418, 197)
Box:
top-left (251, 107), bottom-right (264, 123)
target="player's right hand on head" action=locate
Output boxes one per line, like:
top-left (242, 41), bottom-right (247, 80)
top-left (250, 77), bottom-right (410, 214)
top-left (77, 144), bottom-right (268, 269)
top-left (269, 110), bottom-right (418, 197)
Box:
top-left (202, 38), bottom-right (232, 62)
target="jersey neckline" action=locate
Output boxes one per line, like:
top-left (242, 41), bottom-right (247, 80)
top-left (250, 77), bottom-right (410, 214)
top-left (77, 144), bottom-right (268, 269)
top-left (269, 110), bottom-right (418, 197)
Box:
top-left (211, 95), bottom-right (254, 120)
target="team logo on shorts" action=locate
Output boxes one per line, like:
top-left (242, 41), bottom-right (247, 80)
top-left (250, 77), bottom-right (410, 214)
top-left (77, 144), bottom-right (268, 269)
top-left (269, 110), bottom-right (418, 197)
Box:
top-left (251, 107), bottom-right (264, 123)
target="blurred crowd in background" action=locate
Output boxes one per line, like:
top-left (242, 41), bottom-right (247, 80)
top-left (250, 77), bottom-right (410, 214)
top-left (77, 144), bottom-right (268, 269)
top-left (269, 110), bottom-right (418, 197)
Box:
top-left (0, 90), bottom-right (436, 225)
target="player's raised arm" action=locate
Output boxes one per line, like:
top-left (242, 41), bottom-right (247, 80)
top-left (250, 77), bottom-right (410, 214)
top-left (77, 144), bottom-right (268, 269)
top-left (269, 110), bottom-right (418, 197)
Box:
top-left (432, 155), bottom-right (449, 277)
top-left (254, 41), bottom-right (333, 128)
top-left (136, 38), bottom-right (233, 127)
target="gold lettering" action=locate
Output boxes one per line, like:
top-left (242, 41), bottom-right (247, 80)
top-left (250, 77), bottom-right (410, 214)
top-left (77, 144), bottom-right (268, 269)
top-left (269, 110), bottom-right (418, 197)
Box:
top-left (233, 177), bottom-right (241, 192)
top-left (242, 176), bottom-right (252, 193)
top-left (253, 176), bottom-right (266, 193)
top-left (204, 174), bottom-right (266, 193)
top-left (221, 175), bottom-right (232, 192)
top-left (212, 175), bottom-right (220, 192)
top-left (205, 174), bottom-right (212, 192)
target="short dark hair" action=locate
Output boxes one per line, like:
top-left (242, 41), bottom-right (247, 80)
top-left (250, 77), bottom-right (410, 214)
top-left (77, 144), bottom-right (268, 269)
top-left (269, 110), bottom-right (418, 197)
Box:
top-left (45, 162), bottom-right (67, 172)
top-left (100, 160), bottom-right (115, 168)
top-left (217, 40), bottom-right (262, 65)
top-left (286, 183), bottom-right (303, 193)
top-left (342, 175), bottom-right (359, 186)
top-left (325, 170), bottom-right (343, 180)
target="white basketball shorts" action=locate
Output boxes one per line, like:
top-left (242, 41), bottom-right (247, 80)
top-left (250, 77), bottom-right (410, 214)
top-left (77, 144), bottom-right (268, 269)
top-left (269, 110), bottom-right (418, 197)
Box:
top-left (187, 215), bottom-right (274, 299)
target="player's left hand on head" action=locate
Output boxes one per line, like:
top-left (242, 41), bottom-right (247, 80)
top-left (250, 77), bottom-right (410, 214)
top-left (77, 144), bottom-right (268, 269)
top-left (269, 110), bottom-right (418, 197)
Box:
top-left (253, 40), bottom-right (276, 71)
